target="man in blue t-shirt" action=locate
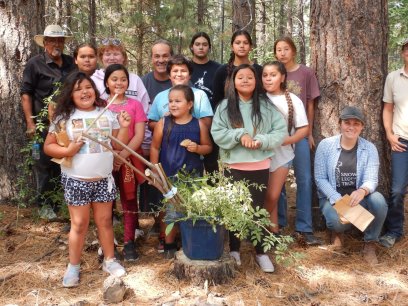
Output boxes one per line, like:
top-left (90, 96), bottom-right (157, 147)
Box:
top-left (142, 40), bottom-right (174, 102)
top-left (148, 54), bottom-right (213, 131)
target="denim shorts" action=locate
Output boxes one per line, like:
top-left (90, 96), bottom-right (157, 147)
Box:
top-left (282, 159), bottom-right (293, 169)
top-left (61, 173), bottom-right (117, 206)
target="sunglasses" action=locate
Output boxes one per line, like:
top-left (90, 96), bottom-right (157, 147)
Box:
top-left (101, 38), bottom-right (121, 46)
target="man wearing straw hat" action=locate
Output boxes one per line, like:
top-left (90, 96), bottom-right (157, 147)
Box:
top-left (20, 24), bottom-right (75, 211)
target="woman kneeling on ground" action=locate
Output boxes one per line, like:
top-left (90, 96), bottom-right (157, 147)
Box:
top-left (314, 106), bottom-right (388, 265)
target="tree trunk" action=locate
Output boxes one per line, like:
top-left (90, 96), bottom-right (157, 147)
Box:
top-left (197, 0), bottom-right (205, 25)
top-left (297, 0), bottom-right (306, 64)
top-left (232, 0), bottom-right (255, 35)
top-left (55, 0), bottom-right (63, 24)
top-left (88, 0), bottom-right (96, 45)
top-left (286, 1), bottom-right (293, 36)
top-left (0, 0), bottom-right (45, 201)
top-left (65, 0), bottom-right (71, 32)
top-left (278, 1), bottom-right (285, 37)
top-left (310, 0), bottom-right (389, 193)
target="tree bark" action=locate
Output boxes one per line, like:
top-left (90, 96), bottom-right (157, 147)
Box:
top-left (197, 0), bottom-right (205, 25)
top-left (55, 0), bottom-right (63, 24)
top-left (0, 0), bottom-right (45, 200)
top-left (310, 0), bottom-right (389, 193)
top-left (174, 251), bottom-right (237, 285)
top-left (297, 0), bottom-right (306, 64)
top-left (88, 0), bottom-right (96, 45)
top-left (232, 0), bottom-right (255, 35)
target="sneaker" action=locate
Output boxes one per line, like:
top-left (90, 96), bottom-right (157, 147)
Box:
top-left (255, 254), bottom-right (275, 273)
top-left (98, 246), bottom-right (121, 262)
top-left (157, 237), bottom-right (165, 253)
top-left (102, 258), bottom-right (126, 277)
top-left (123, 241), bottom-right (139, 262)
top-left (230, 251), bottom-right (241, 266)
top-left (62, 263), bottom-right (80, 288)
top-left (362, 242), bottom-right (378, 265)
top-left (297, 232), bottom-right (323, 246)
top-left (379, 234), bottom-right (397, 248)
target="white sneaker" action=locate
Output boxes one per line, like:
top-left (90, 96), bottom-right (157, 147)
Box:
top-left (230, 251), bottom-right (241, 266)
top-left (62, 263), bottom-right (80, 287)
top-left (102, 258), bottom-right (126, 277)
top-left (255, 254), bottom-right (274, 273)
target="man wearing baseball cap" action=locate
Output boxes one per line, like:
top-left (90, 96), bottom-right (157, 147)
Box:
top-left (380, 38), bottom-right (408, 248)
top-left (20, 25), bottom-right (75, 212)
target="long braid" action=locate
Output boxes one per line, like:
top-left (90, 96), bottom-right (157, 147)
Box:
top-left (284, 89), bottom-right (294, 135)
top-left (224, 51), bottom-right (235, 94)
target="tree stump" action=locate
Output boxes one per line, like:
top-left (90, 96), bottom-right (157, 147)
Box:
top-left (173, 250), bottom-right (237, 285)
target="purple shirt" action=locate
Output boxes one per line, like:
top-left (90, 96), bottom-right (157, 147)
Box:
top-left (286, 64), bottom-right (320, 109)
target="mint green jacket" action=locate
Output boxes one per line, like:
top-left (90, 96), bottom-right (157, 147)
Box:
top-left (211, 98), bottom-right (287, 164)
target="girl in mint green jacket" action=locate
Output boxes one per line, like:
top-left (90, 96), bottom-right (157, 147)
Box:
top-left (211, 64), bottom-right (287, 273)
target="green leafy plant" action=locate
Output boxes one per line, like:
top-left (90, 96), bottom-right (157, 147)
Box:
top-left (164, 168), bottom-right (298, 263)
top-left (15, 83), bottom-right (65, 219)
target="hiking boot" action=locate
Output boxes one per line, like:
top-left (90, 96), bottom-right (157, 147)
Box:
top-left (255, 254), bottom-right (275, 273)
top-left (123, 241), bottom-right (139, 262)
top-left (379, 234), bottom-right (397, 248)
top-left (297, 232), bottom-right (323, 246)
top-left (102, 258), bottom-right (126, 277)
top-left (362, 241), bottom-right (378, 265)
top-left (62, 263), bottom-right (80, 288)
top-left (230, 251), bottom-right (241, 266)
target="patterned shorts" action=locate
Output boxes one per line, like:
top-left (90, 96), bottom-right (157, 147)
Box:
top-left (61, 173), bottom-right (117, 206)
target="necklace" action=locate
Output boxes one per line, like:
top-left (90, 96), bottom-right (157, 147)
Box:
top-left (109, 98), bottom-right (128, 113)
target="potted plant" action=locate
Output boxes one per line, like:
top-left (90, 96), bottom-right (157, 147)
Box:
top-left (164, 168), bottom-right (294, 261)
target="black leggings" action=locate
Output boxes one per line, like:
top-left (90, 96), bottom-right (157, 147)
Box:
top-left (228, 168), bottom-right (269, 254)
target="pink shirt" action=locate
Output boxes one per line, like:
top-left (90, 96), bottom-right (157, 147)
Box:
top-left (227, 159), bottom-right (271, 171)
top-left (108, 98), bottom-right (147, 140)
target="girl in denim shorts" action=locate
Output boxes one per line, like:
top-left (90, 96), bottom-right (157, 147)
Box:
top-left (44, 71), bottom-right (130, 287)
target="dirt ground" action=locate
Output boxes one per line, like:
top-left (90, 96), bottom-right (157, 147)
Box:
top-left (1, 196), bottom-right (408, 305)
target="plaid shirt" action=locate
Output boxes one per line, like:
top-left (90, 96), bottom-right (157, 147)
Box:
top-left (314, 135), bottom-right (379, 204)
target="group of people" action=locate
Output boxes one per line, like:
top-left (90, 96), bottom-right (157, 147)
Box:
top-left (20, 24), bottom-right (408, 287)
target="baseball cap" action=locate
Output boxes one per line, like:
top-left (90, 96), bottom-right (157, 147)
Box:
top-left (340, 106), bottom-right (365, 124)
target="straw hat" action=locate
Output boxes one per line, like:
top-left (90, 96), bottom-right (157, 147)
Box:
top-left (34, 25), bottom-right (73, 47)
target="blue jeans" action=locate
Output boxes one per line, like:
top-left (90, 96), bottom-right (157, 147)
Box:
top-left (319, 192), bottom-right (388, 242)
top-left (383, 138), bottom-right (408, 238)
top-left (278, 137), bottom-right (313, 232)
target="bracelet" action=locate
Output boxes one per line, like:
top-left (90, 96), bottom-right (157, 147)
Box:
top-left (359, 187), bottom-right (368, 196)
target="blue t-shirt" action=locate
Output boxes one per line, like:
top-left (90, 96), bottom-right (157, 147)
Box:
top-left (160, 116), bottom-right (203, 177)
top-left (148, 87), bottom-right (214, 121)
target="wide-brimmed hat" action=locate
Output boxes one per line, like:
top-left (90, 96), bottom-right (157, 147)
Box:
top-left (34, 25), bottom-right (73, 47)
top-left (340, 106), bottom-right (365, 124)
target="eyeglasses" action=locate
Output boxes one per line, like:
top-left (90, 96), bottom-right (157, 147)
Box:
top-left (101, 38), bottom-right (121, 46)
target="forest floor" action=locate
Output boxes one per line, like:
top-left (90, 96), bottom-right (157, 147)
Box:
top-left (1, 191), bottom-right (408, 306)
